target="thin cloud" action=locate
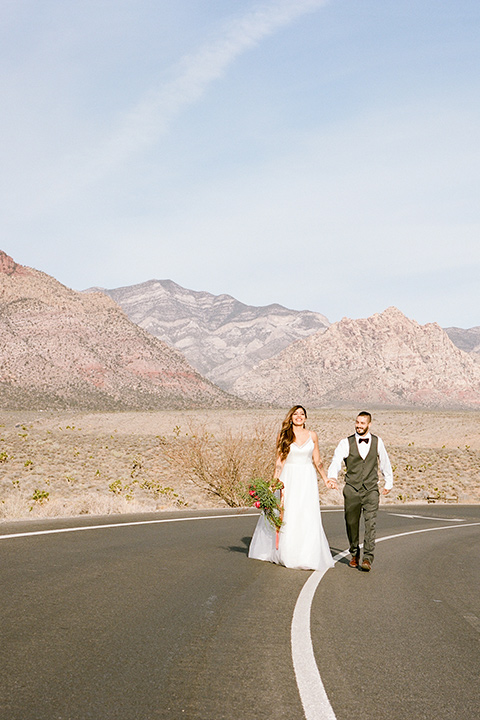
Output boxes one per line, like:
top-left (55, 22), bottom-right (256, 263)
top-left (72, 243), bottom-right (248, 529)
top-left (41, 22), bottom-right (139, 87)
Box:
top-left (85, 0), bottom-right (331, 182)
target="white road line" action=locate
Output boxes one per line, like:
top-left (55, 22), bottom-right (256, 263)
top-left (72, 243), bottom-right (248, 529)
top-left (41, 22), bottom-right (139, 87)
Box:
top-left (291, 522), bottom-right (480, 720)
top-left (291, 549), bottom-right (348, 720)
top-left (388, 512), bottom-right (465, 522)
top-left (0, 511), bottom-right (344, 542)
top-left (0, 513), bottom-right (255, 541)
top-left (375, 522), bottom-right (480, 544)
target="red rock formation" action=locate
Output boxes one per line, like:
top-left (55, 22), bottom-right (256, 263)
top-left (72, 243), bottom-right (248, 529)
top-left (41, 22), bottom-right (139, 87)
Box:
top-left (0, 251), bottom-right (31, 277)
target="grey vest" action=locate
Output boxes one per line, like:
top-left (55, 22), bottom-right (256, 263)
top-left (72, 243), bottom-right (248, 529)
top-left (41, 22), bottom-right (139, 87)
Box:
top-left (344, 434), bottom-right (379, 491)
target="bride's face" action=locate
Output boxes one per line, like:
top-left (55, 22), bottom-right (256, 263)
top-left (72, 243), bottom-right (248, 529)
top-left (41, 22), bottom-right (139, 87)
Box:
top-left (291, 408), bottom-right (306, 426)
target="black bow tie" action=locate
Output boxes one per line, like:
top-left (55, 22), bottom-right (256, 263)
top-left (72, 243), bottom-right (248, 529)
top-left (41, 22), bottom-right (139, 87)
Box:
top-left (359, 438), bottom-right (369, 444)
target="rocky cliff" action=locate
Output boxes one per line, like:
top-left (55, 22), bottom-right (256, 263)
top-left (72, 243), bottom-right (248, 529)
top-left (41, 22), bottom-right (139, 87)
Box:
top-left (0, 252), bottom-right (238, 410)
top-left (90, 279), bottom-right (330, 389)
top-left (232, 307), bottom-right (480, 408)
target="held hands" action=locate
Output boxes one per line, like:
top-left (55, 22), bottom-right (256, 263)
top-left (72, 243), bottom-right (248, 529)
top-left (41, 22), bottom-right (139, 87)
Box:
top-left (325, 478), bottom-right (338, 490)
top-left (382, 487), bottom-right (391, 495)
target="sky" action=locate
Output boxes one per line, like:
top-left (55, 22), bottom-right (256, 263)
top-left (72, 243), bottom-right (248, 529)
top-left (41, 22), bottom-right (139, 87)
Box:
top-left (1, 0), bottom-right (479, 328)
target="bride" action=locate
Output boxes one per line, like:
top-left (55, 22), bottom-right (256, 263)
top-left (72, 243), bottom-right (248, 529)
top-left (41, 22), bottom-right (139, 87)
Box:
top-left (248, 405), bottom-right (335, 571)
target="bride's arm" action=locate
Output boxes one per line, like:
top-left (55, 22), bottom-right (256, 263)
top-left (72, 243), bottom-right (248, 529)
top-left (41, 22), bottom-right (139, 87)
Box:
top-left (312, 432), bottom-right (337, 489)
top-left (273, 451), bottom-right (285, 481)
top-left (272, 432), bottom-right (285, 481)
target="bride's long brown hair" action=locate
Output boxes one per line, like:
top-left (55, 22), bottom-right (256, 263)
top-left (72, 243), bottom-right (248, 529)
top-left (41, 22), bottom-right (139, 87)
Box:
top-left (277, 405), bottom-right (308, 461)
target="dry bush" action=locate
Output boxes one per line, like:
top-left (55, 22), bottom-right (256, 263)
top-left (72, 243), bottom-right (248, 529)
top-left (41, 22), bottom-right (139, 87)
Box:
top-left (163, 420), bottom-right (277, 507)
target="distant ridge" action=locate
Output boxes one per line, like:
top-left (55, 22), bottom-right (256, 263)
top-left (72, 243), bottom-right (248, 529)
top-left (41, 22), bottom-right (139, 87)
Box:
top-left (89, 279), bottom-right (330, 390)
top-left (232, 307), bottom-right (480, 409)
top-left (444, 326), bottom-right (480, 360)
top-left (0, 251), bottom-right (239, 410)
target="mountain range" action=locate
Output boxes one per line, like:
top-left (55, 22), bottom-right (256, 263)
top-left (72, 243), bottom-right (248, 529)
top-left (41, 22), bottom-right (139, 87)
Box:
top-left (89, 279), bottom-right (329, 389)
top-left (232, 307), bottom-right (480, 409)
top-left (0, 251), bottom-right (237, 410)
top-left (90, 278), bottom-right (480, 407)
top-left (2, 250), bottom-right (480, 410)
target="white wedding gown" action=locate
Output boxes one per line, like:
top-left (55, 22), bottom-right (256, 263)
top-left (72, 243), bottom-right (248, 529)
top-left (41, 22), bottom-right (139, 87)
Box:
top-left (248, 436), bottom-right (335, 571)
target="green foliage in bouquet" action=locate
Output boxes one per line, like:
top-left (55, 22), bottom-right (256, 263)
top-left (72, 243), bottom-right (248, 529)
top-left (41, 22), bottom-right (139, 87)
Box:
top-left (247, 478), bottom-right (284, 531)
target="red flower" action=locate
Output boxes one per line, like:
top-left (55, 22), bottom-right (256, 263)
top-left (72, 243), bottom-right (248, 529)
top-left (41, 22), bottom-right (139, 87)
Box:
top-left (249, 489), bottom-right (256, 497)
top-left (254, 501), bottom-right (261, 509)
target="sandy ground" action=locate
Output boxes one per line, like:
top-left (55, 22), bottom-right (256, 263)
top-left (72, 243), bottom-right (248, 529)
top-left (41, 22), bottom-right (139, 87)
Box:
top-left (0, 408), bottom-right (479, 522)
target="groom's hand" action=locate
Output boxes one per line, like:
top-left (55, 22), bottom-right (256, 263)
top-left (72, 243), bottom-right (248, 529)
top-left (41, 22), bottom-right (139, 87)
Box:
top-left (326, 478), bottom-right (338, 490)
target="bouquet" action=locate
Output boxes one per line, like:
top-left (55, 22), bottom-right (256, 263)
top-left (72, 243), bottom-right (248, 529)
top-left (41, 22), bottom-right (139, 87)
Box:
top-left (248, 478), bottom-right (284, 532)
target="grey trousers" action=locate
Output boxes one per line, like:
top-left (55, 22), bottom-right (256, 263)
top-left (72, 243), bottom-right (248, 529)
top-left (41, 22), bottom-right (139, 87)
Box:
top-left (343, 483), bottom-right (379, 562)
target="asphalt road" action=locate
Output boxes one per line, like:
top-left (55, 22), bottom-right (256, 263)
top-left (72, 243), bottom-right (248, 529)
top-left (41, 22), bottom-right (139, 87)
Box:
top-left (0, 505), bottom-right (479, 720)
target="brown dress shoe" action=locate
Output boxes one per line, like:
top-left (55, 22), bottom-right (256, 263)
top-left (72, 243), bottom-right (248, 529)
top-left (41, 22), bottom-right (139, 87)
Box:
top-left (348, 555), bottom-right (359, 568)
top-left (360, 559), bottom-right (371, 572)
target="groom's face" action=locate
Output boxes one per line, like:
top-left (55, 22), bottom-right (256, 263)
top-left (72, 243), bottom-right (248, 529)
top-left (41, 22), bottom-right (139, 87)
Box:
top-left (355, 416), bottom-right (371, 436)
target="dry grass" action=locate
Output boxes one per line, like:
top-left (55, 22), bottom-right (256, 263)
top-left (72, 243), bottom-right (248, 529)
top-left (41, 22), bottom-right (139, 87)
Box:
top-left (0, 408), bottom-right (479, 522)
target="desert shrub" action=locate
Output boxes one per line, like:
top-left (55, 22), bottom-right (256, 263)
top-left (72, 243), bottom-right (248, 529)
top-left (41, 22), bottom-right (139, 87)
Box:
top-left (164, 421), bottom-right (276, 507)
top-left (31, 489), bottom-right (49, 504)
top-left (107, 475), bottom-right (185, 506)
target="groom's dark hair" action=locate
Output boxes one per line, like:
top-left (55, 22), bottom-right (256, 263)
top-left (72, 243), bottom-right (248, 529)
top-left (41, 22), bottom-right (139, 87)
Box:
top-left (357, 411), bottom-right (372, 422)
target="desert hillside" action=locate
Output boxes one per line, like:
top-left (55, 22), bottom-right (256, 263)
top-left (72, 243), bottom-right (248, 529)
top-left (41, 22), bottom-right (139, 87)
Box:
top-left (0, 251), bottom-right (238, 410)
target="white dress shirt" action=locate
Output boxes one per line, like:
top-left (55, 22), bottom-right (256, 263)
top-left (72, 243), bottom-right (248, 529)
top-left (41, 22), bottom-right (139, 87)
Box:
top-left (327, 432), bottom-right (393, 489)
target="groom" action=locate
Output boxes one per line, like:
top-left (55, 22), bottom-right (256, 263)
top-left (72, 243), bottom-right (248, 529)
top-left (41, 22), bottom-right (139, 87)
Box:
top-left (327, 411), bottom-right (393, 571)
